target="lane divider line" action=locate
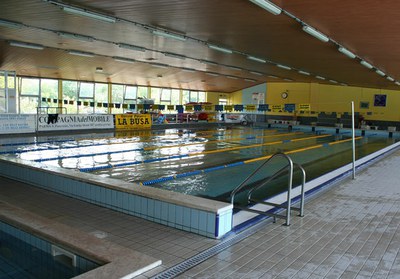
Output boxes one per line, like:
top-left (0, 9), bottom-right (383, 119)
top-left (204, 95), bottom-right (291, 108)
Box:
top-left (79, 134), bottom-right (330, 173)
top-left (141, 136), bottom-right (363, 186)
top-left (31, 131), bottom-right (292, 162)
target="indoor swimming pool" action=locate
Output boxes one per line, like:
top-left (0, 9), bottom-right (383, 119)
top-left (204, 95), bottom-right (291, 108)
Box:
top-left (1, 126), bottom-right (397, 204)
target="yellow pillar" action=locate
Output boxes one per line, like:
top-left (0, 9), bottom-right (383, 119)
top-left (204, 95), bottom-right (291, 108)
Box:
top-left (108, 82), bottom-right (112, 114)
top-left (58, 80), bottom-right (63, 113)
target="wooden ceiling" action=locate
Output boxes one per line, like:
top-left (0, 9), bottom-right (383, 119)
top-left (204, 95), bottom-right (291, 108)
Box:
top-left (0, 0), bottom-right (399, 92)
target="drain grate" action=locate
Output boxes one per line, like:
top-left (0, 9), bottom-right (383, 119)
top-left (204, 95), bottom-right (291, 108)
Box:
top-left (151, 218), bottom-right (273, 279)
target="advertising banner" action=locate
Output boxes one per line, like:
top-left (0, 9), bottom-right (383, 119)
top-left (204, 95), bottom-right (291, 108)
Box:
top-left (271, 105), bottom-right (284, 112)
top-left (115, 114), bottom-right (152, 130)
top-left (298, 104), bottom-right (311, 111)
top-left (245, 105), bottom-right (257, 111)
top-left (0, 114), bottom-right (35, 134)
top-left (37, 114), bottom-right (114, 131)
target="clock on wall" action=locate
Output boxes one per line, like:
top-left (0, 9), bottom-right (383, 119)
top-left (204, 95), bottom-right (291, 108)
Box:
top-left (281, 91), bottom-right (288, 99)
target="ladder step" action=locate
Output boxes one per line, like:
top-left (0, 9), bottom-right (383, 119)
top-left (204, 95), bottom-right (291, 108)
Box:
top-left (234, 205), bottom-right (287, 220)
top-left (249, 199), bottom-right (301, 212)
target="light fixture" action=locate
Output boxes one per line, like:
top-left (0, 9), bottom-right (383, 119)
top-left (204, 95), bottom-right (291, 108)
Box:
top-left (163, 52), bottom-right (186, 59)
top-left (150, 63), bottom-right (169, 69)
top-left (208, 44), bottom-right (233, 54)
top-left (113, 57), bottom-right (135, 64)
top-left (298, 70), bottom-right (310, 75)
top-left (57, 31), bottom-right (94, 42)
top-left (206, 72), bottom-right (219, 77)
top-left (375, 69), bottom-right (385, 76)
top-left (226, 76), bottom-right (239, 79)
top-left (316, 75), bottom-right (326, 80)
top-left (248, 0), bottom-right (282, 15)
top-left (68, 50), bottom-right (95, 57)
top-left (386, 76), bottom-right (395, 81)
top-left (200, 60), bottom-right (219, 66)
top-left (395, 81), bottom-right (400, 86)
top-left (227, 66), bottom-right (242, 71)
top-left (62, 6), bottom-right (116, 23)
top-left (277, 64), bottom-right (291, 70)
top-left (181, 68), bottom-right (196, 73)
top-left (302, 25), bottom-right (329, 42)
top-left (360, 60), bottom-right (373, 69)
top-left (244, 78), bottom-right (256, 82)
top-left (0, 19), bottom-right (23, 29)
top-left (9, 41), bottom-right (44, 50)
top-left (247, 55), bottom-right (267, 63)
top-left (268, 75), bottom-right (278, 79)
top-left (152, 30), bottom-right (186, 41)
top-left (95, 67), bottom-right (103, 73)
top-left (250, 71), bottom-right (263, 76)
top-left (118, 43), bottom-right (146, 52)
top-left (329, 80), bottom-right (338, 83)
top-left (338, 47), bottom-right (356, 59)
top-left (283, 78), bottom-right (293, 81)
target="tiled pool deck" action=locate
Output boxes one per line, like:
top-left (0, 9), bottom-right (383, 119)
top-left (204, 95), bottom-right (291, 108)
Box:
top-left (1, 149), bottom-right (400, 278)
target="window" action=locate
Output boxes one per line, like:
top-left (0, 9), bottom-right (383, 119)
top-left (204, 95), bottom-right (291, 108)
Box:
top-left (19, 77), bottom-right (39, 114)
top-left (182, 90), bottom-right (190, 104)
top-left (171, 89), bottom-right (180, 105)
top-left (111, 84), bottom-right (124, 114)
top-left (0, 72), bottom-right (6, 113)
top-left (94, 83), bottom-right (108, 114)
top-left (124, 86), bottom-right (137, 113)
top-left (150, 88), bottom-right (161, 103)
top-left (160, 89), bottom-right (171, 105)
top-left (78, 82), bottom-right (94, 114)
top-left (182, 90), bottom-right (206, 104)
top-left (137, 86), bottom-right (148, 99)
top-left (198, 91), bottom-right (206, 102)
top-left (219, 98), bottom-right (228, 105)
top-left (125, 86), bottom-right (137, 100)
top-left (40, 79), bottom-right (59, 113)
top-left (62, 81), bottom-right (78, 114)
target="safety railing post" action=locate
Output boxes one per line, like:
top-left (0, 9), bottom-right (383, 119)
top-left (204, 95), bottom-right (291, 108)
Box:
top-left (297, 163), bottom-right (306, 217)
top-left (285, 160), bottom-right (294, 226)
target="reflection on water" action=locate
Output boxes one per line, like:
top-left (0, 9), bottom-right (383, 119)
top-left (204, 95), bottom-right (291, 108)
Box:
top-left (2, 127), bottom-right (397, 204)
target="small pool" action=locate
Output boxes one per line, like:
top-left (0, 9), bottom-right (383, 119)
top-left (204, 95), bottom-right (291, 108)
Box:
top-left (0, 221), bottom-right (99, 279)
top-left (1, 126), bottom-right (397, 205)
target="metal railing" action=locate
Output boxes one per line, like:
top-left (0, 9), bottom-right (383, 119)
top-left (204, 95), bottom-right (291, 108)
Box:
top-left (230, 153), bottom-right (306, 226)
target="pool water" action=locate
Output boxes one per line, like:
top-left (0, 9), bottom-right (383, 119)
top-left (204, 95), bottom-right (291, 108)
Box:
top-left (0, 221), bottom-right (99, 279)
top-left (1, 126), bottom-right (397, 204)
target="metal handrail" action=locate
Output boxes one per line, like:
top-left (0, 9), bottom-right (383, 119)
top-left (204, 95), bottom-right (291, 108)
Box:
top-left (230, 152), bottom-right (306, 225)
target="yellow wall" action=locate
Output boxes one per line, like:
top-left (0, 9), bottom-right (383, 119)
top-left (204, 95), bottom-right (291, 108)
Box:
top-left (207, 91), bottom-right (242, 105)
top-left (230, 90), bottom-right (242, 104)
top-left (266, 82), bottom-right (400, 122)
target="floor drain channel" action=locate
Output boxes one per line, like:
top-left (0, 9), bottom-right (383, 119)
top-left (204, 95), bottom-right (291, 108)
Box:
top-left (151, 218), bottom-right (273, 279)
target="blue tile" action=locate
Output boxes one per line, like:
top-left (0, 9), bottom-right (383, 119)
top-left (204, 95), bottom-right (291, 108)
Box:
top-left (128, 194), bottom-right (135, 213)
top-left (168, 204), bottom-right (176, 223)
top-left (198, 211), bottom-right (207, 233)
top-left (154, 200), bottom-right (161, 220)
top-left (134, 195), bottom-right (142, 213)
top-left (116, 191), bottom-right (123, 208)
top-left (105, 189), bottom-right (112, 205)
top-left (190, 209), bottom-right (199, 230)
top-left (122, 193), bottom-right (129, 212)
top-left (183, 208), bottom-right (191, 228)
top-left (206, 212), bottom-right (216, 234)
top-left (111, 190), bottom-right (118, 207)
top-left (175, 205), bottom-right (184, 226)
top-left (147, 199), bottom-right (155, 218)
top-left (161, 202), bottom-right (168, 221)
top-left (141, 198), bottom-right (148, 216)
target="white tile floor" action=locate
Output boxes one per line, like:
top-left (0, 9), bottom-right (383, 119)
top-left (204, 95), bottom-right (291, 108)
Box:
top-left (1, 149), bottom-right (400, 278)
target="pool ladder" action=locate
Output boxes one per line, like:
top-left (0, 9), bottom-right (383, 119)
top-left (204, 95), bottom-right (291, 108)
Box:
top-left (230, 153), bottom-right (306, 226)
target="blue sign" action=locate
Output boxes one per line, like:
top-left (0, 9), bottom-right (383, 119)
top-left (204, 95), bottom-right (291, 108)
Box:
top-left (284, 104), bottom-right (296, 112)
top-left (258, 104), bottom-right (269, 111)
